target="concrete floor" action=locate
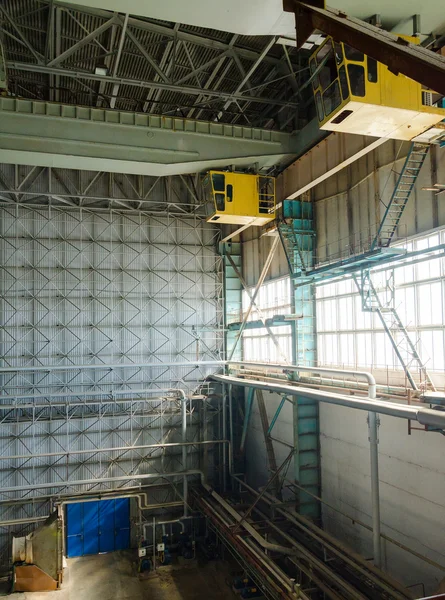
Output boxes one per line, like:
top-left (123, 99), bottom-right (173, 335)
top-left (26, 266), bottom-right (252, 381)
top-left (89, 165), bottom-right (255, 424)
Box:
top-left (5, 551), bottom-right (239, 599)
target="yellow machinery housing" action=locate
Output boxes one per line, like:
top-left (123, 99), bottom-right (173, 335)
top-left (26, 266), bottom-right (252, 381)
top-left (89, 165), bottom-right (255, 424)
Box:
top-left (203, 171), bottom-right (276, 226)
top-left (310, 36), bottom-right (445, 141)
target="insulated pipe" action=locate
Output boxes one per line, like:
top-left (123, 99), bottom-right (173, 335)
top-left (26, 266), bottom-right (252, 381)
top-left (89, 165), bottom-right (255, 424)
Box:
top-left (142, 517), bottom-right (187, 540)
top-left (176, 389), bottom-right (189, 518)
top-left (222, 384), bottom-right (227, 491)
top-left (229, 361), bottom-right (377, 397)
top-left (0, 516), bottom-right (48, 527)
top-left (212, 374), bottom-right (445, 429)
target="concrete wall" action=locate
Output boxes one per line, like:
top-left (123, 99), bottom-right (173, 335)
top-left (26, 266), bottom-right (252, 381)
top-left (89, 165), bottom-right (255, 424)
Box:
top-left (320, 402), bottom-right (445, 595)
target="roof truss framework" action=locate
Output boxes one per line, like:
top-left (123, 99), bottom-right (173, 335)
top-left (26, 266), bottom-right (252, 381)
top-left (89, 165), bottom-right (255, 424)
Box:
top-left (0, 0), bottom-right (303, 130)
top-left (0, 164), bottom-right (204, 214)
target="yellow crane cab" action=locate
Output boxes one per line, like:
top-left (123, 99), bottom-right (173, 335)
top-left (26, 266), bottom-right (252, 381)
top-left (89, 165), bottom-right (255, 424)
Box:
top-left (310, 36), bottom-right (445, 141)
top-left (203, 171), bottom-right (276, 226)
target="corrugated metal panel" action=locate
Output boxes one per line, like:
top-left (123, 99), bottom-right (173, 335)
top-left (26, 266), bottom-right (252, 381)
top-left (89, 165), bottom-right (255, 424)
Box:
top-left (0, 205), bottom-right (223, 555)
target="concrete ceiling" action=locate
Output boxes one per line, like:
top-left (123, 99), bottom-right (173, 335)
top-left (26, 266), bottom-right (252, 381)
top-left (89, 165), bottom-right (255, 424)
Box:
top-left (64, 0), bottom-right (445, 37)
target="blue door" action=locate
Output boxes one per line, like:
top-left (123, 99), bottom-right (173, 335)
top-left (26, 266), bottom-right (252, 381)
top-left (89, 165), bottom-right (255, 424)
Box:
top-left (66, 499), bottom-right (130, 557)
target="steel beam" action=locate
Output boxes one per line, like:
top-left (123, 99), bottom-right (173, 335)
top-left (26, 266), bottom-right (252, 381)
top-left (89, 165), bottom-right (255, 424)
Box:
top-left (278, 132), bottom-right (387, 201)
top-left (50, 2), bottom-right (290, 67)
top-left (0, 98), bottom-right (299, 176)
top-left (8, 62), bottom-right (297, 109)
top-left (228, 236), bottom-right (280, 360)
top-left (0, 6), bottom-right (45, 65)
top-left (48, 15), bottom-right (117, 67)
top-left (284, 1), bottom-right (445, 96)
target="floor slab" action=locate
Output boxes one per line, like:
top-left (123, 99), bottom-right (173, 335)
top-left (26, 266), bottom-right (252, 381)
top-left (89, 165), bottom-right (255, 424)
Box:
top-left (3, 551), bottom-right (239, 600)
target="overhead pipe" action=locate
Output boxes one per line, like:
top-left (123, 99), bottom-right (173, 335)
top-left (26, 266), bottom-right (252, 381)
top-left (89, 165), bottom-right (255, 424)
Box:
top-left (177, 389), bottom-right (189, 518)
top-left (0, 360), bottom-right (224, 373)
top-left (215, 366), bottom-right (445, 569)
top-left (0, 440), bottom-right (231, 463)
top-left (213, 374), bottom-right (445, 429)
top-left (228, 362), bottom-right (383, 569)
top-left (0, 470), bottom-right (207, 494)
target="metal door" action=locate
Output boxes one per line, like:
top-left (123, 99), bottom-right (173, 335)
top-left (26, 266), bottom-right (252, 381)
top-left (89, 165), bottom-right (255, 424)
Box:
top-left (66, 498), bottom-right (130, 557)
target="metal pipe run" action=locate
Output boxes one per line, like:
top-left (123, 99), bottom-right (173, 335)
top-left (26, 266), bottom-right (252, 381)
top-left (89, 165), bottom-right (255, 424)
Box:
top-left (0, 360), bottom-right (224, 373)
top-left (179, 390), bottom-right (188, 518)
top-left (207, 487), bottom-right (299, 556)
top-left (0, 469), bottom-right (206, 494)
top-left (216, 365), bottom-right (445, 569)
top-left (0, 440), bottom-right (230, 462)
top-left (213, 374), bottom-right (445, 428)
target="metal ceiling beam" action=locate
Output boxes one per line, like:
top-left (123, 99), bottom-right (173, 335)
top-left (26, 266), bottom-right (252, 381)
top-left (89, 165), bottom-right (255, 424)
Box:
top-left (223, 37), bottom-right (277, 111)
top-left (125, 26), bottom-right (171, 84)
top-left (47, 15), bottom-right (117, 67)
top-left (279, 133), bottom-right (387, 201)
top-left (0, 6), bottom-right (45, 65)
top-left (0, 98), bottom-right (299, 176)
top-left (109, 13), bottom-right (129, 109)
top-left (143, 23), bottom-right (179, 113)
top-left (48, 1), bottom-right (289, 67)
top-left (284, 1), bottom-right (445, 96)
top-left (8, 61), bottom-right (298, 109)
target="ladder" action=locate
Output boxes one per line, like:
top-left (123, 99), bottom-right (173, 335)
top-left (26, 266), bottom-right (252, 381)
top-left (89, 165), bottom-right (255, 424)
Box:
top-left (278, 222), bottom-right (308, 276)
top-left (353, 271), bottom-right (436, 391)
top-left (371, 143), bottom-right (430, 250)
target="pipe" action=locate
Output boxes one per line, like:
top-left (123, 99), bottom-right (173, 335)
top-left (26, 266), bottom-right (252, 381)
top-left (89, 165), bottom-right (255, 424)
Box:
top-left (0, 360), bottom-right (225, 373)
top-left (177, 389), bottom-right (188, 518)
top-left (222, 385), bottom-right (227, 491)
top-left (0, 517), bottom-right (48, 527)
top-left (212, 374), bottom-right (445, 429)
top-left (0, 469), bottom-right (206, 494)
top-left (220, 364), bottom-right (445, 570)
top-left (142, 517), bottom-right (186, 541)
top-left (368, 410), bottom-right (381, 567)
top-left (228, 384), bottom-right (234, 475)
top-left (229, 361), bottom-right (377, 396)
top-left (209, 488), bottom-right (298, 556)
top-left (0, 440), bottom-right (231, 462)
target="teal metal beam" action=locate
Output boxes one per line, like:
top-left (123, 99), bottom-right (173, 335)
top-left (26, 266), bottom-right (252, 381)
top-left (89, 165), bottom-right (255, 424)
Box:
top-left (267, 396), bottom-right (287, 436)
top-left (0, 98), bottom-right (299, 176)
top-left (240, 387), bottom-right (255, 453)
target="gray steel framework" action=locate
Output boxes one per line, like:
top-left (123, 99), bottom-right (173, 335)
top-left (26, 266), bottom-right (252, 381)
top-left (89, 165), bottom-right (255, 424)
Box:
top-left (0, 203), bottom-right (224, 565)
top-left (0, 163), bottom-right (204, 213)
top-left (0, 0), bottom-right (302, 130)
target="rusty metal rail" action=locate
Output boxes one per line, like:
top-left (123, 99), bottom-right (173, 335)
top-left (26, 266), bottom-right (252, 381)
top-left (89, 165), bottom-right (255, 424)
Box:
top-left (283, 1), bottom-right (445, 96)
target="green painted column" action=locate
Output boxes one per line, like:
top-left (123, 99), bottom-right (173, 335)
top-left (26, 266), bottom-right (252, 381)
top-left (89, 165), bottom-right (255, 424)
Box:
top-left (280, 200), bottom-right (321, 521)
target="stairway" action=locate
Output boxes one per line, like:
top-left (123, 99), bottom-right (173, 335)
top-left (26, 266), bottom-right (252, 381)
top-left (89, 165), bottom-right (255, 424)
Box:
top-left (371, 143), bottom-right (430, 251)
top-left (278, 222), bottom-right (309, 276)
top-left (353, 271), bottom-right (435, 391)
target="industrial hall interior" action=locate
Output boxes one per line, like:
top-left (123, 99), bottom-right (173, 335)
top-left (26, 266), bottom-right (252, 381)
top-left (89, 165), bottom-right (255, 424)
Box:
top-left (1, 0), bottom-right (445, 598)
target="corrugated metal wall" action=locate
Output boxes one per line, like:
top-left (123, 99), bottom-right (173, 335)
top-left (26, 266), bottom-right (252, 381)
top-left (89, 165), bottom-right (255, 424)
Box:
top-left (0, 205), bottom-right (223, 563)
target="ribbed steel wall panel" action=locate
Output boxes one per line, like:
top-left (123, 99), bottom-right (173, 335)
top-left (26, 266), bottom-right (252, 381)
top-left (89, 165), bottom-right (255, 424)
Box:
top-left (0, 205), bottom-right (223, 563)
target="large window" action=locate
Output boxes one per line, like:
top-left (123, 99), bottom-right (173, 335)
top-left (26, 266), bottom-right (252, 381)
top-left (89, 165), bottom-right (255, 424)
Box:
top-left (242, 277), bottom-right (292, 362)
top-left (316, 231), bottom-right (445, 371)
